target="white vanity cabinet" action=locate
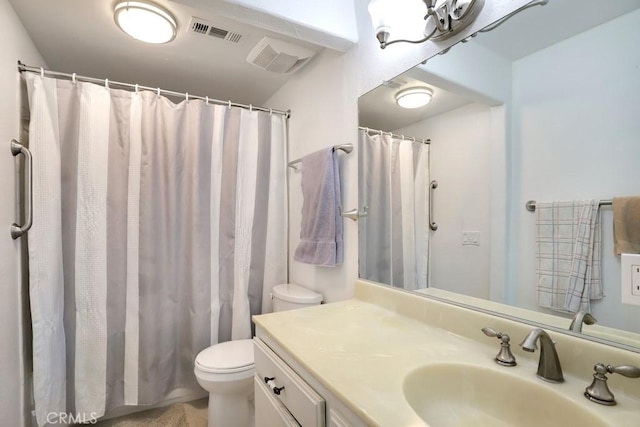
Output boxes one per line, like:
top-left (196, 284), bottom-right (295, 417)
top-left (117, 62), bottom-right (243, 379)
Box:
top-left (254, 333), bottom-right (367, 427)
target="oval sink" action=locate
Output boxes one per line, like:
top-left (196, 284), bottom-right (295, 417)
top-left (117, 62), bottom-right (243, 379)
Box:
top-left (403, 363), bottom-right (607, 427)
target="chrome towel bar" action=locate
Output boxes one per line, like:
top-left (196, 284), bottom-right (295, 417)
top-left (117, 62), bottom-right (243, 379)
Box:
top-left (10, 139), bottom-right (32, 239)
top-left (288, 143), bottom-right (353, 169)
top-left (525, 199), bottom-right (613, 212)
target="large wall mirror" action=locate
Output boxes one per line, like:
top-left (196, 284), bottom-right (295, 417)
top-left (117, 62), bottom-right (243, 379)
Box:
top-left (358, 0), bottom-right (640, 351)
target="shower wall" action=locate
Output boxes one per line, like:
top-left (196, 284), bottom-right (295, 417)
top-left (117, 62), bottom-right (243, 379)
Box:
top-left (0, 1), bottom-right (45, 425)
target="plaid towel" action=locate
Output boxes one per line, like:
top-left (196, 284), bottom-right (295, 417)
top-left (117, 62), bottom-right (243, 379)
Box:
top-left (536, 200), bottom-right (602, 313)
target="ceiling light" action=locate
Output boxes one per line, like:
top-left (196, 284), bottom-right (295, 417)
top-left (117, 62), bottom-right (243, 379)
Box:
top-left (395, 88), bottom-right (433, 109)
top-left (114, 1), bottom-right (177, 44)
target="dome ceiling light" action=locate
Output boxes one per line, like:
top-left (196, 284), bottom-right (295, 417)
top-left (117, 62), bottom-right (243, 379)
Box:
top-left (114, 1), bottom-right (177, 44)
top-left (395, 87), bottom-right (433, 109)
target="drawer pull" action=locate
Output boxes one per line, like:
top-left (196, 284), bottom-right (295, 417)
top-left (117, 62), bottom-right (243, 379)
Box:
top-left (264, 376), bottom-right (285, 395)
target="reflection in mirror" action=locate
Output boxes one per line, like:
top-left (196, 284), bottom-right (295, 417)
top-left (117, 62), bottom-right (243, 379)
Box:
top-left (358, 0), bottom-right (640, 350)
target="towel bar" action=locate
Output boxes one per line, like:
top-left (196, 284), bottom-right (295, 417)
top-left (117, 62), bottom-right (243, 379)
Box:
top-left (288, 144), bottom-right (353, 169)
top-left (526, 199), bottom-right (612, 212)
top-left (340, 206), bottom-right (368, 222)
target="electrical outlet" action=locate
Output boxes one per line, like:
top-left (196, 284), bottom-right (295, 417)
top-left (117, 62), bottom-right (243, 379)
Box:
top-left (461, 231), bottom-right (480, 246)
top-left (621, 254), bottom-right (640, 306)
top-left (633, 265), bottom-right (640, 296)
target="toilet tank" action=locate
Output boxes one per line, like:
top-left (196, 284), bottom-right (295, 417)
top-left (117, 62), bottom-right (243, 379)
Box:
top-left (271, 283), bottom-right (323, 312)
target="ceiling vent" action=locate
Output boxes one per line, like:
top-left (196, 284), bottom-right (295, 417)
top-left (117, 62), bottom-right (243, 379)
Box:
top-left (188, 17), bottom-right (243, 43)
top-left (247, 37), bottom-right (316, 74)
top-left (382, 79), bottom-right (406, 89)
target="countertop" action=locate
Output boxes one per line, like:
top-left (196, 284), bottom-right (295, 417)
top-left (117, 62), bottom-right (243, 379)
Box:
top-left (253, 282), bottom-right (640, 426)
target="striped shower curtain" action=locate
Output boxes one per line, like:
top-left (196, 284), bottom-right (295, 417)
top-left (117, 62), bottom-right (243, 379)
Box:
top-left (25, 74), bottom-right (287, 425)
top-left (358, 130), bottom-right (430, 290)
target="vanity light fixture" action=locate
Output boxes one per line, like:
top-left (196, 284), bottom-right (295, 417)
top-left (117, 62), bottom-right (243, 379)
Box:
top-left (114, 1), bottom-right (177, 44)
top-left (368, 0), bottom-right (549, 49)
top-left (395, 87), bottom-right (433, 109)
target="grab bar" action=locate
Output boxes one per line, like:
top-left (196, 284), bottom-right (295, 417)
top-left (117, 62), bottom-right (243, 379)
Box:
top-left (11, 140), bottom-right (32, 239)
top-left (429, 180), bottom-right (438, 231)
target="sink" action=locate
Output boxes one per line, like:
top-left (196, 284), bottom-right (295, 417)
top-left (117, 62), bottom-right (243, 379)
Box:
top-left (403, 363), bottom-right (608, 427)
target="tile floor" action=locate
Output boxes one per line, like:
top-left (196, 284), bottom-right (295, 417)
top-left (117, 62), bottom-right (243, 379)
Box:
top-left (93, 399), bottom-right (208, 427)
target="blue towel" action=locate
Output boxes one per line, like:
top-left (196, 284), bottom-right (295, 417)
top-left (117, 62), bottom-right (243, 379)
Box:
top-left (294, 148), bottom-right (343, 266)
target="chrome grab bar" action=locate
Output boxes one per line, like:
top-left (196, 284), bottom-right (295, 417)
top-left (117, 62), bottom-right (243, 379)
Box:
top-left (429, 180), bottom-right (438, 231)
top-left (10, 140), bottom-right (32, 239)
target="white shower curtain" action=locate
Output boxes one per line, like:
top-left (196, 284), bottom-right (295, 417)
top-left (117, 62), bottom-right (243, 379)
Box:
top-left (358, 130), bottom-right (429, 290)
top-left (25, 74), bottom-right (287, 425)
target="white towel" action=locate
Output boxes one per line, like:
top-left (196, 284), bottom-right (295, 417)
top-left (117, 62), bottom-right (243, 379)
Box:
top-left (294, 148), bottom-right (343, 266)
top-left (536, 200), bottom-right (602, 313)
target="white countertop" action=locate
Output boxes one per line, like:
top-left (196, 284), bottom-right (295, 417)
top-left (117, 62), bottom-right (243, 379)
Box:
top-left (253, 281), bottom-right (640, 426)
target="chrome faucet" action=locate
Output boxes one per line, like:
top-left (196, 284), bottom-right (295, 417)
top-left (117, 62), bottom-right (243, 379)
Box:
top-left (520, 328), bottom-right (564, 383)
top-left (569, 311), bottom-right (597, 333)
top-left (584, 363), bottom-right (640, 406)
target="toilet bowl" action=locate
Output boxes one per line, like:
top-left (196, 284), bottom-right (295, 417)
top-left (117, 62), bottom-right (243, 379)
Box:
top-left (194, 283), bottom-right (322, 427)
top-left (194, 339), bottom-right (255, 427)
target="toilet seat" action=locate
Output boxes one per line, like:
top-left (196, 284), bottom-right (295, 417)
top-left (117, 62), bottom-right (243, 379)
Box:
top-left (195, 339), bottom-right (254, 374)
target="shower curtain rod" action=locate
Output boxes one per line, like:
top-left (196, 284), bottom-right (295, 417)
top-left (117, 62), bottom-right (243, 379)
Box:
top-left (359, 126), bottom-right (430, 144)
top-left (18, 61), bottom-right (291, 119)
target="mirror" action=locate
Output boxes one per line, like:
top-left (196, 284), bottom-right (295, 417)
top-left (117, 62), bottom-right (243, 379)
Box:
top-left (358, 0), bottom-right (640, 350)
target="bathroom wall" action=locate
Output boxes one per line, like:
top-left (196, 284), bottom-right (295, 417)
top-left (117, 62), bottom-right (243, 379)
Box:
top-left (394, 103), bottom-right (494, 300)
top-left (0, 0), bottom-right (46, 425)
top-left (265, 0), bottom-right (531, 302)
top-left (508, 9), bottom-right (640, 331)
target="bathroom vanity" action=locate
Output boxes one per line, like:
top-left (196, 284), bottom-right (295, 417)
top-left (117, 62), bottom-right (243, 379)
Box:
top-left (253, 280), bottom-right (640, 426)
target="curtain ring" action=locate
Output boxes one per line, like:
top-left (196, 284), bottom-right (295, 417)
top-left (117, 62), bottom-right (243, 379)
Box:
top-left (157, 87), bottom-right (161, 97)
top-left (269, 108), bottom-right (273, 116)
top-left (134, 84), bottom-right (139, 93)
top-left (71, 73), bottom-right (76, 84)
top-left (185, 92), bottom-right (189, 102)
top-left (249, 104), bottom-right (253, 112)
top-left (205, 96), bottom-right (209, 105)
top-left (228, 100), bottom-right (231, 109)
top-left (40, 67), bottom-right (44, 77)
top-left (105, 78), bottom-right (109, 89)
top-left (401, 134), bottom-right (405, 140)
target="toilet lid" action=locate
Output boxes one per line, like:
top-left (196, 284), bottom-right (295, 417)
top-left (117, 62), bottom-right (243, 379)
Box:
top-left (195, 339), bottom-right (254, 373)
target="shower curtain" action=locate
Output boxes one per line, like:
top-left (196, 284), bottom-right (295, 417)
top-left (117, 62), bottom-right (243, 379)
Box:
top-left (358, 130), bottom-right (429, 290)
top-left (25, 74), bottom-right (287, 425)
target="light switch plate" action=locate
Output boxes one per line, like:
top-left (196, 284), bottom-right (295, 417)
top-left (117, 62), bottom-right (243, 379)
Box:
top-left (621, 253), bottom-right (640, 306)
top-left (462, 231), bottom-right (480, 246)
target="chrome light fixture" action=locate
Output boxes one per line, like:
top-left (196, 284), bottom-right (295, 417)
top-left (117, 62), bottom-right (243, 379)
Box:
top-left (368, 0), bottom-right (484, 49)
top-left (396, 87), bottom-right (433, 109)
top-left (368, 0), bottom-right (550, 49)
top-left (114, 1), bottom-right (177, 44)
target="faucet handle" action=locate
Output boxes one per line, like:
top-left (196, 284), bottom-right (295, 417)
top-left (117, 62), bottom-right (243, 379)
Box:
top-left (585, 363), bottom-right (640, 406)
top-left (481, 327), bottom-right (517, 366)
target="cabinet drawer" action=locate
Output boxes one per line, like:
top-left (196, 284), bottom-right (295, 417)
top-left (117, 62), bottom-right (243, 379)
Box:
top-left (254, 338), bottom-right (325, 427)
top-left (255, 375), bottom-right (300, 427)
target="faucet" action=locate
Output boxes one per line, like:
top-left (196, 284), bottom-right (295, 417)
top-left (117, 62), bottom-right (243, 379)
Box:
top-left (520, 328), bottom-right (564, 383)
top-left (569, 311), bottom-right (597, 333)
top-left (481, 327), bottom-right (517, 366)
top-left (584, 363), bottom-right (640, 406)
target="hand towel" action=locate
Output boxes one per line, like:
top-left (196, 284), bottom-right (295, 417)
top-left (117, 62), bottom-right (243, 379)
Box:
top-left (613, 197), bottom-right (640, 255)
top-left (536, 200), bottom-right (602, 313)
top-left (294, 148), bottom-right (343, 266)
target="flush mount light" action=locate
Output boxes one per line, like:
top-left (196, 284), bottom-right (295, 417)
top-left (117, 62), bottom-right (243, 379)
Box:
top-left (395, 88), bottom-right (433, 109)
top-left (114, 1), bottom-right (177, 44)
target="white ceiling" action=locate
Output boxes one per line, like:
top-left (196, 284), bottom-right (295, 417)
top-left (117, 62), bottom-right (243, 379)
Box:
top-left (9, 0), bottom-right (323, 106)
top-left (359, 0), bottom-right (640, 132)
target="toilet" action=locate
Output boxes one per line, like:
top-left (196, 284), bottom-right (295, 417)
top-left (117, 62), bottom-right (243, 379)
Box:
top-left (194, 283), bottom-right (323, 427)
